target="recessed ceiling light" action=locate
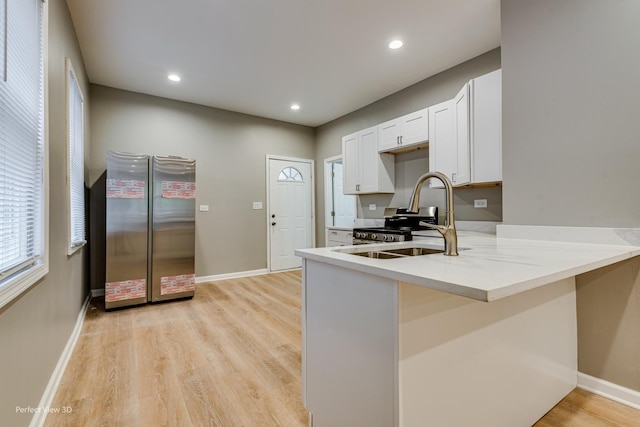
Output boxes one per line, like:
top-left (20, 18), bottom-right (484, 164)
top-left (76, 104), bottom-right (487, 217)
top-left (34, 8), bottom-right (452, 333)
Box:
top-left (290, 104), bottom-right (301, 110)
top-left (389, 40), bottom-right (403, 49)
top-left (168, 74), bottom-right (181, 82)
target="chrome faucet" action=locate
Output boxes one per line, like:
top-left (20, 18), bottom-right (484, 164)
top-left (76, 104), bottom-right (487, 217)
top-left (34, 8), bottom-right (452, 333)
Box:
top-left (407, 171), bottom-right (458, 256)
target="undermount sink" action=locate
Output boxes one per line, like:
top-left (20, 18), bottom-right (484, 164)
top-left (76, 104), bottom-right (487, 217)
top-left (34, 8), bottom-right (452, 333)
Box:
top-left (347, 246), bottom-right (445, 259)
top-left (384, 247), bottom-right (445, 256)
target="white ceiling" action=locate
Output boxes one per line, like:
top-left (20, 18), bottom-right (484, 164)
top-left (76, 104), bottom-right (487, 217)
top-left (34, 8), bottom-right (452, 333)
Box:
top-left (65, 0), bottom-right (501, 127)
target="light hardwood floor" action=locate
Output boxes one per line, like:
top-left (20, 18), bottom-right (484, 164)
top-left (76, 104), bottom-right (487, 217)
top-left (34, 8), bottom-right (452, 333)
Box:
top-left (45, 271), bottom-right (640, 426)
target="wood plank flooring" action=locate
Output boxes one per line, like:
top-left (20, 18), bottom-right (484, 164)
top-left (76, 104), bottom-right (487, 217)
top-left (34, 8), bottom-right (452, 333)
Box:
top-left (45, 270), bottom-right (640, 426)
top-left (534, 387), bottom-right (640, 427)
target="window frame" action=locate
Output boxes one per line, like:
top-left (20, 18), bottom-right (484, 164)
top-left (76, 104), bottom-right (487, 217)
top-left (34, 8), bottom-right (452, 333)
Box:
top-left (278, 166), bottom-right (304, 182)
top-left (66, 57), bottom-right (85, 255)
top-left (0, 0), bottom-right (49, 310)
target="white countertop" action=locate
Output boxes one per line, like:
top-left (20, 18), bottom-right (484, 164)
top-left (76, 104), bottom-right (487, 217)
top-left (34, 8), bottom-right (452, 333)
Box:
top-left (296, 232), bottom-right (640, 302)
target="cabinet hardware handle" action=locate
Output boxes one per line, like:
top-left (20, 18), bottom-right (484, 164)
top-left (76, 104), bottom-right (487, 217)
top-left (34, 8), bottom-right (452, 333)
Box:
top-left (400, 135), bottom-right (403, 145)
top-left (397, 136), bottom-right (400, 145)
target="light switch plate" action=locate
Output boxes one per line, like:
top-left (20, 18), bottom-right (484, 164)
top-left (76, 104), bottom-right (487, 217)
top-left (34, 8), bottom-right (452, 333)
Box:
top-left (474, 199), bottom-right (488, 208)
top-left (253, 202), bottom-right (263, 210)
top-left (199, 205), bottom-right (210, 212)
top-left (369, 204), bottom-right (377, 211)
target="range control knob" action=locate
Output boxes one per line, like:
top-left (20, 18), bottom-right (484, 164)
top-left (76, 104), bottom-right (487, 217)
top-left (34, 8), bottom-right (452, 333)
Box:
top-left (370, 233), bottom-right (377, 240)
top-left (385, 235), bottom-right (395, 242)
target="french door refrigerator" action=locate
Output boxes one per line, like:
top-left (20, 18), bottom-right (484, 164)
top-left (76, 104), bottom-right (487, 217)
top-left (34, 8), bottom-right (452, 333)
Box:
top-left (104, 151), bottom-right (150, 309)
top-left (149, 155), bottom-right (196, 302)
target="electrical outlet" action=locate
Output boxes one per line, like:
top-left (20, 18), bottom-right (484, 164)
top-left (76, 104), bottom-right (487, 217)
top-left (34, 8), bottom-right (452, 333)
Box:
top-left (252, 201), bottom-right (263, 210)
top-left (369, 204), bottom-right (377, 211)
top-left (199, 205), bottom-right (209, 212)
top-left (474, 199), bottom-right (488, 208)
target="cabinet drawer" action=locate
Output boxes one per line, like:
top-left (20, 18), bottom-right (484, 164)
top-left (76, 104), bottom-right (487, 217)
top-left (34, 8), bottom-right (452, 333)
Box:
top-left (326, 229), bottom-right (353, 245)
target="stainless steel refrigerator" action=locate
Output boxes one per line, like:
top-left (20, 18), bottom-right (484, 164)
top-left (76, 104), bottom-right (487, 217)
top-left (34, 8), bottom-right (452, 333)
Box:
top-left (149, 155), bottom-right (196, 302)
top-left (104, 151), bottom-right (150, 309)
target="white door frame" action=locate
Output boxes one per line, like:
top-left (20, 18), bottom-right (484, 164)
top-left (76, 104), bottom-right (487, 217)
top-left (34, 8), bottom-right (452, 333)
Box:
top-left (324, 155), bottom-right (357, 227)
top-left (266, 155), bottom-right (315, 272)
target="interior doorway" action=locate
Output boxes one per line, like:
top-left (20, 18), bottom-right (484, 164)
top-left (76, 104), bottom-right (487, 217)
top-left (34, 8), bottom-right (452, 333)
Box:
top-left (324, 156), bottom-right (356, 228)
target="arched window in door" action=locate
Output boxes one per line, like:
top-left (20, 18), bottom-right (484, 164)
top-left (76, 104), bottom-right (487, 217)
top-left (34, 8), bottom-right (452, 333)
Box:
top-left (278, 166), bottom-right (303, 182)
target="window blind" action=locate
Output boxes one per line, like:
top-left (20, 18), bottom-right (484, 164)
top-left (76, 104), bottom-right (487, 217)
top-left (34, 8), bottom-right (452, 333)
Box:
top-left (0, 0), bottom-right (44, 282)
top-left (1, 0), bottom-right (6, 82)
top-left (68, 63), bottom-right (85, 251)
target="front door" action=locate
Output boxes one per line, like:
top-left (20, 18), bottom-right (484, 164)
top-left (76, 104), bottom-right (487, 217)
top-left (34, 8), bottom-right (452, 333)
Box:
top-left (268, 158), bottom-right (313, 271)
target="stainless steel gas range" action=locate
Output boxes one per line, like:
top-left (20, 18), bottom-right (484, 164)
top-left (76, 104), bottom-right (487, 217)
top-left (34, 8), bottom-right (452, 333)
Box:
top-left (352, 207), bottom-right (438, 245)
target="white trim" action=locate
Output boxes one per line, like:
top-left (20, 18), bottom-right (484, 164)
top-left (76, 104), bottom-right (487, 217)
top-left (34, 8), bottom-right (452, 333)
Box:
top-left (265, 155), bottom-right (316, 273)
top-left (90, 288), bottom-right (105, 298)
top-left (31, 295), bottom-right (90, 427)
top-left (577, 372), bottom-right (640, 410)
top-left (195, 268), bottom-right (269, 283)
top-left (324, 158), bottom-right (334, 227)
top-left (323, 155), bottom-right (356, 229)
top-left (42, 0), bottom-right (50, 304)
top-left (65, 57), bottom-right (86, 256)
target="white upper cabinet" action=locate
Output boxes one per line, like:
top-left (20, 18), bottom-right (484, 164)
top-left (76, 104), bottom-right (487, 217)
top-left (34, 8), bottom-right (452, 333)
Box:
top-left (453, 83), bottom-right (472, 186)
top-left (342, 127), bottom-right (395, 195)
top-left (377, 108), bottom-right (429, 153)
top-left (429, 69), bottom-right (502, 187)
top-left (470, 69), bottom-right (502, 184)
top-left (428, 99), bottom-right (455, 189)
top-left (342, 132), bottom-right (359, 194)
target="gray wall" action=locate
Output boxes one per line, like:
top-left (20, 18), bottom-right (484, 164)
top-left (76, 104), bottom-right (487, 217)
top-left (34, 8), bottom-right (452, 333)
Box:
top-left (315, 48), bottom-right (502, 246)
top-left (502, 0), bottom-right (640, 391)
top-left (89, 85), bottom-right (315, 283)
top-left (0, 1), bottom-right (91, 425)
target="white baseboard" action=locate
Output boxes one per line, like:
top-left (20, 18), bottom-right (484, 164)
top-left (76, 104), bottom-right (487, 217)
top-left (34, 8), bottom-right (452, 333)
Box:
top-left (30, 295), bottom-right (91, 427)
top-left (577, 372), bottom-right (640, 410)
top-left (90, 288), bottom-right (104, 297)
top-left (196, 268), bottom-right (269, 283)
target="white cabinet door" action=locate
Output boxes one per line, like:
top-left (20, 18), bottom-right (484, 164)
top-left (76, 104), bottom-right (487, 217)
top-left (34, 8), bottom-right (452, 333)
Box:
top-left (342, 133), bottom-right (359, 194)
top-left (453, 84), bottom-right (471, 186)
top-left (378, 119), bottom-right (401, 152)
top-left (342, 127), bottom-right (394, 195)
top-left (359, 127), bottom-right (380, 193)
top-left (401, 108), bottom-right (429, 146)
top-left (428, 99), bottom-right (456, 189)
top-left (471, 69), bottom-right (502, 183)
top-left (378, 108), bottom-right (429, 153)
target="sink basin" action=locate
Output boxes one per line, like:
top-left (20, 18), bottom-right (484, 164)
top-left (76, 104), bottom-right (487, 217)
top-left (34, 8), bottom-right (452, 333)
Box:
top-left (350, 250), bottom-right (406, 259)
top-left (383, 247), bottom-right (444, 256)
top-left (345, 246), bottom-right (445, 259)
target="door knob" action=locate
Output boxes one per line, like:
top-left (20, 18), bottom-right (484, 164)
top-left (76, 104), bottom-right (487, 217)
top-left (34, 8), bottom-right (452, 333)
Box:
top-left (272, 222), bottom-right (276, 226)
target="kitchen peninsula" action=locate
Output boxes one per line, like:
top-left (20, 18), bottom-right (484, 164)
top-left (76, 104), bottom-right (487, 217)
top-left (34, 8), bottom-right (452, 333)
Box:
top-left (296, 232), bottom-right (640, 426)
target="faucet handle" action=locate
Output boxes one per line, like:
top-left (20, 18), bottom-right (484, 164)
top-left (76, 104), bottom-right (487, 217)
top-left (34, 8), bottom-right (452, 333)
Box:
top-left (419, 221), bottom-right (447, 235)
